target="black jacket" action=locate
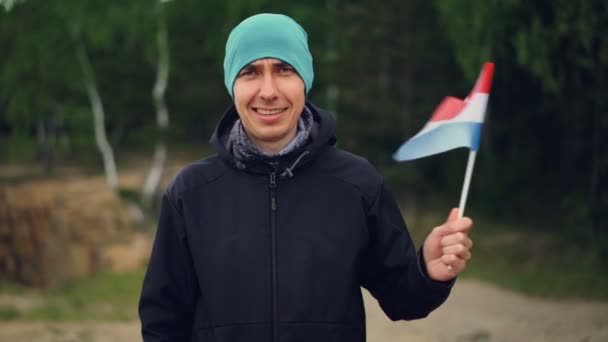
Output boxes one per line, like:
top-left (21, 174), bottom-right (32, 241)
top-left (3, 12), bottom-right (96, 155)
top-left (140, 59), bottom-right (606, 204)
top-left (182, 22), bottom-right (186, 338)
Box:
top-left (139, 102), bottom-right (453, 342)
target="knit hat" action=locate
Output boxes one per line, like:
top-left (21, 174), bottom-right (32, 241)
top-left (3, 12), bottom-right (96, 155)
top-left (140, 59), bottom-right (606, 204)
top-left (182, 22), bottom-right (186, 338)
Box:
top-left (223, 13), bottom-right (314, 98)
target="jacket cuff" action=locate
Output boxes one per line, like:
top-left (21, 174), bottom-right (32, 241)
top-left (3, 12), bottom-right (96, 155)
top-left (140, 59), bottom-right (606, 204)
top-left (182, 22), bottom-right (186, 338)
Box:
top-left (417, 249), bottom-right (456, 288)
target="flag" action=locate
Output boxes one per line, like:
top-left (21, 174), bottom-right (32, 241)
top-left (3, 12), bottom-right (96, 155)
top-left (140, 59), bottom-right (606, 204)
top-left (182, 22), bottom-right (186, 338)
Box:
top-left (393, 62), bottom-right (495, 162)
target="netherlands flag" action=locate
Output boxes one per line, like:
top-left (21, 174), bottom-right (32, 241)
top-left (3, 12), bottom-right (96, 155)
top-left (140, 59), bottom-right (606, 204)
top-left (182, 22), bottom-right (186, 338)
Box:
top-left (393, 62), bottom-right (495, 161)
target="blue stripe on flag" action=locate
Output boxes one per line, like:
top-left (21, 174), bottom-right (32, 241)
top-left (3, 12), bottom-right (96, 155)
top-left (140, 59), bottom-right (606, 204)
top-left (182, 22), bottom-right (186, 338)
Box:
top-left (393, 122), bottom-right (483, 161)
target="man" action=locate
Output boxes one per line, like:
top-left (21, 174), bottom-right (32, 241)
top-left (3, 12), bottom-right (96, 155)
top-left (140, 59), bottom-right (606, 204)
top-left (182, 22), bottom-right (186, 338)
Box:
top-left (139, 13), bottom-right (473, 342)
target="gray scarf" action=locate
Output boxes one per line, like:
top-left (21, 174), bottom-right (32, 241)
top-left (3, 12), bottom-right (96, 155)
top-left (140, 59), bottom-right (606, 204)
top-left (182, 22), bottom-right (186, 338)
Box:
top-left (228, 106), bottom-right (314, 161)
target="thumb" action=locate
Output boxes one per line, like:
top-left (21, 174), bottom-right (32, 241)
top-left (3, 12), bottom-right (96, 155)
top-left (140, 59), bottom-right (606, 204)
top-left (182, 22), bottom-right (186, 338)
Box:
top-left (447, 207), bottom-right (459, 222)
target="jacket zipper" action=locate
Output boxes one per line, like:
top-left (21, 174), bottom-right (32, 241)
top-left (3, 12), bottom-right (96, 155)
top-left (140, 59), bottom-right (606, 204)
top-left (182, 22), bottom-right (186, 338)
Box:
top-left (269, 171), bottom-right (279, 342)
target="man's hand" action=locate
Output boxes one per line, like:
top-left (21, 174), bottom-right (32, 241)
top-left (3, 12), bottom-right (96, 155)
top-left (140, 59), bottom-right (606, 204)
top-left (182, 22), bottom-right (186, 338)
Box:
top-left (422, 208), bottom-right (473, 282)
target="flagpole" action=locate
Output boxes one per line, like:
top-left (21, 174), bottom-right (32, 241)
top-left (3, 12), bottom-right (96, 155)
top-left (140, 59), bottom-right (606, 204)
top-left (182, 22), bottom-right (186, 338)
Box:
top-left (458, 150), bottom-right (477, 218)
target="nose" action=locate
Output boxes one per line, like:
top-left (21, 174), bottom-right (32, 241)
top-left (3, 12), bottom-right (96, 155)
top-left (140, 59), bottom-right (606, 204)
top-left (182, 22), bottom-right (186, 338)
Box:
top-left (259, 73), bottom-right (278, 101)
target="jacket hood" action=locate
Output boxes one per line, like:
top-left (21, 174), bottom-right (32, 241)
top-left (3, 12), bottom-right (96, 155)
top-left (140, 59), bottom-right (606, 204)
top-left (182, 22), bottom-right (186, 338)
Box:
top-left (210, 101), bottom-right (337, 176)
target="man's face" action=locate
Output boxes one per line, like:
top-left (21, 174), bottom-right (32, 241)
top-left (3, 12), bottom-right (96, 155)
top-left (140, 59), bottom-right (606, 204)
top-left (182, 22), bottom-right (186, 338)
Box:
top-left (233, 58), bottom-right (305, 153)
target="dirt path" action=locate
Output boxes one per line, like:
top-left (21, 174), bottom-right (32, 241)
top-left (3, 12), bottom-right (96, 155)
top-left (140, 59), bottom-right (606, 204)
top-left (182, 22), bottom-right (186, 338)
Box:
top-left (1, 279), bottom-right (607, 342)
top-left (365, 279), bottom-right (608, 342)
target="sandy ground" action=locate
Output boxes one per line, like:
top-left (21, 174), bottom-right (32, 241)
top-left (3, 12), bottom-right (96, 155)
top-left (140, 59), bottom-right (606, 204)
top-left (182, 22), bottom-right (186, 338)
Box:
top-left (1, 279), bottom-right (607, 342)
top-left (365, 279), bottom-right (608, 342)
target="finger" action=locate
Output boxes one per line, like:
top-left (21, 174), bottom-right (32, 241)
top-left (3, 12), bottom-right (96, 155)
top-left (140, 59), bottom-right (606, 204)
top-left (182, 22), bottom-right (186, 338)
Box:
top-left (441, 217), bottom-right (473, 236)
top-left (442, 244), bottom-right (472, 260)
top-left (442, 255), bottom-right (467, 273)
top-left (447, 208), bottom-right (459, 222)
top-left (440, 232), bottom-right (472, 247)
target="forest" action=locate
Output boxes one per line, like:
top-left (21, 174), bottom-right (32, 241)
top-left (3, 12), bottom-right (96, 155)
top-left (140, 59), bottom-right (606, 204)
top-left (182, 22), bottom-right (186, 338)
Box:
top-left (1, 0), bottom-right (606, 256)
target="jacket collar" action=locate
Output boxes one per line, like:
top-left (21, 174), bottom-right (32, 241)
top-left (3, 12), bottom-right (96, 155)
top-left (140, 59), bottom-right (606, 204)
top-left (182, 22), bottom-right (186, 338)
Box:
top-left (210, 101), bottom-right (337, 177)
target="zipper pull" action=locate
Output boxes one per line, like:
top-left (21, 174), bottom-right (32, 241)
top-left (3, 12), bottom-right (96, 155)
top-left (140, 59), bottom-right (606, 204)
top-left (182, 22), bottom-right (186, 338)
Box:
top-left (269, 172), bottom-right (277, 211)
top-left (271, 196), bottom-right (277, 211)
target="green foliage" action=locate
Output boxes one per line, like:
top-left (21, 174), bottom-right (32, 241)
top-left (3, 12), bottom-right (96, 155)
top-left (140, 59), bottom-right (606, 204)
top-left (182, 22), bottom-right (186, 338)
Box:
top-left (6, 133), bottom-right (38, 162)
top-left (0, 0), bottom-right (460, 169)
top-left (434, 0), bottom-right (608, 243)
top-left (0, 0), bottom-right (606, 249)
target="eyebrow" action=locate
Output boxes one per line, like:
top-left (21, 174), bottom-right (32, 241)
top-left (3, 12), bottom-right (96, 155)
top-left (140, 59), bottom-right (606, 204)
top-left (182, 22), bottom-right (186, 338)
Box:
top-left (273, 61), bottom-right (293, 68)
top-left (242, 61), bottom-right (294, 70)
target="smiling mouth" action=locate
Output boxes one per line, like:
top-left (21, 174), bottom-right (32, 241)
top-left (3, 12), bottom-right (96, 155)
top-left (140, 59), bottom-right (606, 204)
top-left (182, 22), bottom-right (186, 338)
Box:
top-left (254, 107), bottom-right (288, 115)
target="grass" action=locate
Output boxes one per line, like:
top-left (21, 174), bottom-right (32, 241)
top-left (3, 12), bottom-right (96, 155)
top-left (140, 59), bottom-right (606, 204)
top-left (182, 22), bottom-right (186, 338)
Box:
top-left (0, 270), bottom-right (146, 321)
top-left (0, 281), bottom-right (27, 295)
top-left (0, 306), bottom-right (21, 320)
top-left (463, 223), bottom-right (608, 300)
top-left (405, 209), bottom-right (608, 300)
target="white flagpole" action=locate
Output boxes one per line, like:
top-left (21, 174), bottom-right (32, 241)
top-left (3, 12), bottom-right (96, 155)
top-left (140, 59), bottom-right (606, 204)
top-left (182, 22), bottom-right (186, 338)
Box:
top-left (458, 150), bottom-right (477, 218)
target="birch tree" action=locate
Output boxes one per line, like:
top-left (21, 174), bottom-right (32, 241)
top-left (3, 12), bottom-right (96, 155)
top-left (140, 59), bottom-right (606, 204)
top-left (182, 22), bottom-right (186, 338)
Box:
top-left (74, 36), bottom-right (119, 191)
top-left (142, 0), bottom-right (171, 207)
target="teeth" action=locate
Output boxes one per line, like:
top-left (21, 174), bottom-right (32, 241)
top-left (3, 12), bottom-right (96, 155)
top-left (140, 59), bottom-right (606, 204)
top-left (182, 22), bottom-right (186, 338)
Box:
top-left (256, 108), bottom-right (285, 115)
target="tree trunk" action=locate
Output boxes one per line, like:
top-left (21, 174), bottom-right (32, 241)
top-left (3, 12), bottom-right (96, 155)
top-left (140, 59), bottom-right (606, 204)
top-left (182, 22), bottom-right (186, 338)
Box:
top-left (75, 39), bottom-right (119, 192)
top-left (590, 106), bottom-right (600, 236)
top-left (142, 2), bottom-right (170, 207)
top-left (142, 143), bottom-right (167, 207)
top-left (37, 118), bottom-right (54, 176)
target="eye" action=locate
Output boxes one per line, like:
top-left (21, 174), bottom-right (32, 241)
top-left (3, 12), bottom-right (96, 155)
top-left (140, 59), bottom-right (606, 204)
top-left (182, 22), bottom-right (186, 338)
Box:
top-left (278, 66), bottom-right (295, 74)
top-left (238, 69), bottom-right (256, 77)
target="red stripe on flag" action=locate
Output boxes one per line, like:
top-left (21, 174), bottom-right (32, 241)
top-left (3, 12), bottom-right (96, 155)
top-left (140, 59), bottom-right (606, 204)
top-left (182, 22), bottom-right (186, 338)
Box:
top-left (429, 96), bottom-right (466, 122)
top-left (471, 62), bottom-right (495, 94)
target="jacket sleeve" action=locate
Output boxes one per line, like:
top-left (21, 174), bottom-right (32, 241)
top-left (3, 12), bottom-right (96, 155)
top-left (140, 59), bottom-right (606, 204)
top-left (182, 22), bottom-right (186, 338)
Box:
top-left (139, 193), bottom-right (198, 341)
top-left (360, 182), bottom-right (454, 321)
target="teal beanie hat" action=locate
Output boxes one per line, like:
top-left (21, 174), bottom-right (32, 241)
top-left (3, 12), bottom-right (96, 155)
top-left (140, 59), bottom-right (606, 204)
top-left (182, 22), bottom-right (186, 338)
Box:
top-left (223, 13), bottom-right (314, 98)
